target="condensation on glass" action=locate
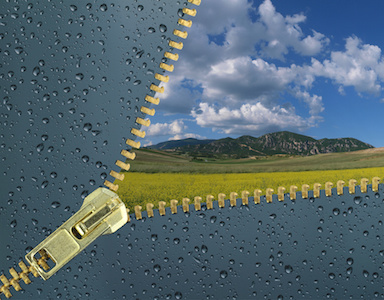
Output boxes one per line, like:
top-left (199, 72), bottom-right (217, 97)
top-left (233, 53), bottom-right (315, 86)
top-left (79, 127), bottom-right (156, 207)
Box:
top-left (0, 0), bottom-right (383, 299)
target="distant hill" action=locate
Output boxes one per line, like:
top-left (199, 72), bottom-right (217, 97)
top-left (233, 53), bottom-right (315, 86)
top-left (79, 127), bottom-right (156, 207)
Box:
top-left (149, 138), bottom-right (215, 150)
top-left (147, 131), bottom-right (374, 158)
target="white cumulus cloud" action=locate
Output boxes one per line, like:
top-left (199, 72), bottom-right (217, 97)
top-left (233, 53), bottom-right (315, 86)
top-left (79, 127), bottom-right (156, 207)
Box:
top-left (192, 102), bottom-right (315, 135)
top-left (169, 133), bottom-right (206, 141)
top-left (156, 0), bottom-right (384, 138)
top-left (146, 120), bottom-right (205, 142)
top-left (201, 56), bottom-right (297, 105)
top-left (257, 0), bottom-right (329, 59)
top-left (147, 120), bottom-right (186, 137)
top-left (293, 89), bottom-right (324, 116)
top-left (311, 36), bottom-right (384, 94)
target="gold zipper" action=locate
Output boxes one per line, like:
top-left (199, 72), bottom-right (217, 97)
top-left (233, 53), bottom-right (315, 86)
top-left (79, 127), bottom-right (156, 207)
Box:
top-left (130, 177), bottom-right (381, 218)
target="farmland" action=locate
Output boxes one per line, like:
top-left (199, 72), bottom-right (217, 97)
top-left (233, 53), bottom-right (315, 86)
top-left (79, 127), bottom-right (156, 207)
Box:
top-left (116, 148), bottom-right (384, 212)
top-left (129, 148), bottom-right (384, 173)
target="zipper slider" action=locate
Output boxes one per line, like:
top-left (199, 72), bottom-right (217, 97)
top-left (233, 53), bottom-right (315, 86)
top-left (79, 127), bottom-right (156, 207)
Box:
top-left (25, 188), bottom-right (128, 280)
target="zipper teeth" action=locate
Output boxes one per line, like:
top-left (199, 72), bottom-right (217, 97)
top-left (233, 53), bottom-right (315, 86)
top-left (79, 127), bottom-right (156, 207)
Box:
top-left (103, 0), bottom-right (201, 193)
top-left (131, 177), bottom-right (381, 221)
top-left (0, 254), bottom-right (48, 299)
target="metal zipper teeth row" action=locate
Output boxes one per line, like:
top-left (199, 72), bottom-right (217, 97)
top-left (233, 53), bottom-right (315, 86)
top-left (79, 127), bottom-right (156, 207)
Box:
top-left (130, 177), bottom-right (381, 221)
top-left (104, 0), bottom-right (201, 192)
top-left (0, 251), bottom-right (50, 299)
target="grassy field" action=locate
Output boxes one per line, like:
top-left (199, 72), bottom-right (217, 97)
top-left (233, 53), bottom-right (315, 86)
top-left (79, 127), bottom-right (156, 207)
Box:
top-left (118, 169), bottom-right (384, 212)
top-left (129, 148), bottom-right (384, 173)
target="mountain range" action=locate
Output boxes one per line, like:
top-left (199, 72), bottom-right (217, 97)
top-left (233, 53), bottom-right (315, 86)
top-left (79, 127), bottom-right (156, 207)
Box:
top-left (147, 131), bottom-right (374, 158)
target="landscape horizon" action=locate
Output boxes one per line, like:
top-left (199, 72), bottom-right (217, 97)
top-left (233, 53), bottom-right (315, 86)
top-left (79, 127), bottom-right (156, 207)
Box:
top-left (146, 130), bottom-right (374, 159)
top-left (117, 131), bottom-right (384, 212)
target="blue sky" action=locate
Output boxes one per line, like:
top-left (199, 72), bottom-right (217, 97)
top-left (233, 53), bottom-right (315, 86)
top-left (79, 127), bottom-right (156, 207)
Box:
top-left (143, 0), bottom-right (384, 147)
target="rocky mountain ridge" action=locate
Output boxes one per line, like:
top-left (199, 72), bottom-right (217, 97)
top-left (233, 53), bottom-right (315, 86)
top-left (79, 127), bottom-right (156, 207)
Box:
top-left (148, 131), bottom-right (374, 158)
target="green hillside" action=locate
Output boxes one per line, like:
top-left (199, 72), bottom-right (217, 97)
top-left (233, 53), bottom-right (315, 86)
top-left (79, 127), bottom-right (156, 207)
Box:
top-left (147, 131), bottom-right (373, 158)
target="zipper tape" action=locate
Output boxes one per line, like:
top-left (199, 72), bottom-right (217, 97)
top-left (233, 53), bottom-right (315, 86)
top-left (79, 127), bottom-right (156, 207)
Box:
top-left (130, 177), bottom-right (380, 220)
top-left (0, 258), bottom-right (43, 299)
top-left (103, 0), bottom-right (201, 193)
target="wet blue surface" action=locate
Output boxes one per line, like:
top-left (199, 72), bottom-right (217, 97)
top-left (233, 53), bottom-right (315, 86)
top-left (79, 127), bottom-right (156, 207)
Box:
top-left (1, 1), bottom-right (383, 299)
top-left (0, 0), bottom-right (193, 298)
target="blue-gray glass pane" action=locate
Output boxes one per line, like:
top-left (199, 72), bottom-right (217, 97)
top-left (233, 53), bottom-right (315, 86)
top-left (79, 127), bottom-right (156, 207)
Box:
top-left (0, 0), bottom-right (191, 298)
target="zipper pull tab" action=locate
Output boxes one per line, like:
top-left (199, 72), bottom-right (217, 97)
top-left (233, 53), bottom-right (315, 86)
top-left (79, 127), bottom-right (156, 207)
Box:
top-left (25, 187), bottom-right (128, 280)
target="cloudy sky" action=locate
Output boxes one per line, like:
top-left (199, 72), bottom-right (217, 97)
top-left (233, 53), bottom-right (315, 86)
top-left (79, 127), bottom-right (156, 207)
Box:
top-left (144, 0), bottom-right (384, 147)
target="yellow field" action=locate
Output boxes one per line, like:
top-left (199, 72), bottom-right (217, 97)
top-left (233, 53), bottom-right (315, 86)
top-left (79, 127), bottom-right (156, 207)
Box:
top-left (117, 167), bottom-right (384, 212)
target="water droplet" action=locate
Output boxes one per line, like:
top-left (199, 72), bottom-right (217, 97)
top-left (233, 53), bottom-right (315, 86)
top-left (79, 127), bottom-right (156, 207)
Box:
top-left (14, 47), bottom-right (24, 55)
top-left (328, 273), bottom-right (335, 279)
top-left (83, 123), bottom-right (92, 131)
top-left (354, 196), bottom-right (362, 205)
top-left (36, 143), bottom-right (44, 152)
top-left (75, 73), bottom-right (84, 80)
top-left (133, 80), bottom-right (141, 86)
top-left (10, 219), bottom-right (17, 228)
top-left (269, 213), bottom-right (276, 219)
top-left (100, 4), bottom-right (108, 11)
top-left (41, 181), bottom-right (48, 189)
top-left (151, 234), bottom-right (158, 242)
top-left (32, 67), bottom-right (40, 76)
top-left (220, 270), bottom-right (228, 279)
top-left (82, 155), bottom-right (89, 163)
top-left (51, 201), bottom-right (61, 208)
top-left (137, 5), bottom-right (144, 11)
top-left (363, 270), bottom-right (369, 278)
top-left (91, 130), bottom-right (101, 136)
top-left (148, 27), bottom-right (155, 33)
top-left (135, 50), bottom-right (144, 59)
top-left (153, 264), bottom-right (161, 272)
top-left (332, 208), bottom-right (340, 216)
top-left (201, 245), bottom-right (208, 253)
top-left (159, 24), bottom-right (167, 32)
top-left (173, 238), bottom-right (180, 245)
top-left (284, 265), bottom-right (293, 274)
top-left (69, 5), bottom-right (77, 11)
